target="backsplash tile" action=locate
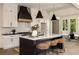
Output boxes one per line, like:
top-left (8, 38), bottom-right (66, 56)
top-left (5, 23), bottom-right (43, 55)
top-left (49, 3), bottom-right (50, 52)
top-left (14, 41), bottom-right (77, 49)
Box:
top-left (2, 23), bottom-right (32, 34)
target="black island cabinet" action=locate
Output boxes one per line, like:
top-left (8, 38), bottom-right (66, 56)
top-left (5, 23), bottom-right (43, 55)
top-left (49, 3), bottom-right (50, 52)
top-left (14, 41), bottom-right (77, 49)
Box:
top-left (19, 35), bottom-right (64, 55)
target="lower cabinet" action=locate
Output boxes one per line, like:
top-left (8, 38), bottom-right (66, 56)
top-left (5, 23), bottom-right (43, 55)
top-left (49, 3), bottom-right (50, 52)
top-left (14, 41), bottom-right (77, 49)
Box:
top-left (2, 35), bottom-right (19, 49)
top-left (20, 38), bottom-right (36, 55)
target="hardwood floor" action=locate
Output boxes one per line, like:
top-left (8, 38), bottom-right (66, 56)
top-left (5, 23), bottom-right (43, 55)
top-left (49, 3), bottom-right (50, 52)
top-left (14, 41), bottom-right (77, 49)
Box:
top-left (0, 48), bottom-right (19, 55)
top-left (62, 40), bottom-right (79, 55)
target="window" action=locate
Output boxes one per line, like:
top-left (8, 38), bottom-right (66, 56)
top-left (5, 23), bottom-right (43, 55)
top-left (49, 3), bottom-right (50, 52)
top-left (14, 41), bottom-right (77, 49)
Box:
top-left (63, 19), bottom-right (68, 31)
top-left (70, 19), bottom-right (76, 32)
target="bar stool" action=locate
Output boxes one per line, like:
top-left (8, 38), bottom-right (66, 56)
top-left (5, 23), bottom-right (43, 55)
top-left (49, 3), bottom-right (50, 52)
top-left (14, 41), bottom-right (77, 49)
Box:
top-left (50, 39), bottom-right (59, 53)
top-left (57, 38), bottom-right (65, 53)
top-left (36, 41), bottom-right (51, 55)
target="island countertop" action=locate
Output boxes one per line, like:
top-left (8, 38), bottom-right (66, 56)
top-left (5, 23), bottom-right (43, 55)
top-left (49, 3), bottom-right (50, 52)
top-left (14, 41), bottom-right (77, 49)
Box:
top-left (20, 34), bottom-right (63, 40)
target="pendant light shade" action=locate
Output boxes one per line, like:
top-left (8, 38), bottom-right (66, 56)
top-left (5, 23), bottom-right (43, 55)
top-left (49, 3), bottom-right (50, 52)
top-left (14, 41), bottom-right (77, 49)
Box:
top-left (51, 4), bottom-right (57, 20)
top-left (51, 14), bottom-right (57, 20)
top-left (36, 10), bottom-right (43, 18)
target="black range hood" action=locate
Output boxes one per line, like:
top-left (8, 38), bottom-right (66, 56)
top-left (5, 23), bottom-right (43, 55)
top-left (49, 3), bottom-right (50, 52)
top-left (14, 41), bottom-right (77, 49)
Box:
top-left (18, 6), bottom-right (32, 21)
top-left (51, 14), bottom-right (57, 20)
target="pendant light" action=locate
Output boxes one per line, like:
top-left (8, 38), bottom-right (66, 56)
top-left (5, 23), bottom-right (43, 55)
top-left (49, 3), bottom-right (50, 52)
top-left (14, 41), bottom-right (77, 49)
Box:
top-left (51, 4), bottom-right (57, 20)
top-left (36, 2), bottom-right (43, 18)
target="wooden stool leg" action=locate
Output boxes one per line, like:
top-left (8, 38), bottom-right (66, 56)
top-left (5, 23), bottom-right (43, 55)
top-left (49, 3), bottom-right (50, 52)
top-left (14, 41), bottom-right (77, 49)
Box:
top-left (38, 49), bottom-right (48, 55)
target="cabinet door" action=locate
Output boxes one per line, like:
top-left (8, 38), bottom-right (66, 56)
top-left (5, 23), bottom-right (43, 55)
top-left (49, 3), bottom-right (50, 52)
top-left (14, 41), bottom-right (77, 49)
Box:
top-left (9, 5), bottom-right (17, 27)
top-left (2, 36), bottom-right (12, 49)
top-left (12, 35), bottom-right (19, 47)
top-left (2, 35), bottom-right (19, 49)
top-left (3, 4), bottom-right (17, 27)
top-left (3, 5), bottom-right (11, 27)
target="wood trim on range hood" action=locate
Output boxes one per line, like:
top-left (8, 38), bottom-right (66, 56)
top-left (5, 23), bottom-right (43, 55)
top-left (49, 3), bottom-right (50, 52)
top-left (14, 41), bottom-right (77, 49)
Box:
top-left (18, 19), bottom-right (32, 23)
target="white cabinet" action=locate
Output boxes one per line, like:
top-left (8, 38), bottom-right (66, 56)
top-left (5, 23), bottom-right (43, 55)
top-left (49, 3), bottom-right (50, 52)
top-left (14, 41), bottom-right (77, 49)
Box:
top-left (2, 35), bottom-right (19, 49)
top-left (3, 4), bottom-right (18, 27)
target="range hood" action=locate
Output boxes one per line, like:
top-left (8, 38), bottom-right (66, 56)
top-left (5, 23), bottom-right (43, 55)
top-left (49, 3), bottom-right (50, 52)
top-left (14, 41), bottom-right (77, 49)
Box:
top-left (18, 6), bottom-right (32, 22)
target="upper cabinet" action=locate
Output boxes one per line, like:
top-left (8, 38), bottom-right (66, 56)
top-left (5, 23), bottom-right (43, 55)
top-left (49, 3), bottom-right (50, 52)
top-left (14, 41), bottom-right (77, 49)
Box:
top-left (18, 6), bottom-right (32, 23)
top-left (2, 4), bottom-right (18, 27)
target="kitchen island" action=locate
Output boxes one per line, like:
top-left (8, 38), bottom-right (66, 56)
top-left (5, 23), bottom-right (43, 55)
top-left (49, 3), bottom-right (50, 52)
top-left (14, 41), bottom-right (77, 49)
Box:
top-left (19, 34), bottom-right (64, 55)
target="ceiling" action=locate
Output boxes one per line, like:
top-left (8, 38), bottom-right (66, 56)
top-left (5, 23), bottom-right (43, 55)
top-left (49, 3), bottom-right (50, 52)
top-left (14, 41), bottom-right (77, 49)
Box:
top-left (19, 3), bottom-right (74, 10)
top-left (18, 3), bottom-right (79, 16)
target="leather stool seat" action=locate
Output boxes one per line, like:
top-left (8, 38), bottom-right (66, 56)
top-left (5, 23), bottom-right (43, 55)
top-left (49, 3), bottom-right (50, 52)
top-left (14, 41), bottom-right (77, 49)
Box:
top-left (36, 41), bottom-right (51, 54)
top-left (50, 40), bottom-right (59, 46)
top-left (36, 41), bottom-right (51, 50)
top-left (58, 38), bottom-right (64, 43)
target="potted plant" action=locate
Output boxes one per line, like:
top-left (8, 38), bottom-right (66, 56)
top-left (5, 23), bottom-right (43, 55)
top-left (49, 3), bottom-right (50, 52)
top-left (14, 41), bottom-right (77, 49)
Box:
top-left (70, 28), bottom-right (75, 39)
top-left (70, 19), bottom-right (75, 39)
top-left (31, 24), bottom-right (39, 37)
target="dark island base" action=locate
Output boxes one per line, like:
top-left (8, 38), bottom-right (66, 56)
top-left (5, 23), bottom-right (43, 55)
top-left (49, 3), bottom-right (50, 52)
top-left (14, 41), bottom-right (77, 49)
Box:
top-left (19, 36), bottom-right (64, 55)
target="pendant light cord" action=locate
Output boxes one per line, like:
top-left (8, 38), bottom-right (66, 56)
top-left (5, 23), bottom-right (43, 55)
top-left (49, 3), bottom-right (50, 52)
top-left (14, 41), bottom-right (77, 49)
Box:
top-left (39, 0), bottom-right (40, 10)
top-left (36, 0), bottom-right (43, 18)
top-left (53, 4), bottom-right (54, 14)
top-left (51, 3), bottom-right (57, 20)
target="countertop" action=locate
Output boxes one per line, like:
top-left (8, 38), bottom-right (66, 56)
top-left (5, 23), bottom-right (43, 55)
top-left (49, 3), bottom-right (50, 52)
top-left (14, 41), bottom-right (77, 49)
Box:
top-left (2, 32), bottom-right (31, 36)
top-left (20, 34), bottom-right (63, 40)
